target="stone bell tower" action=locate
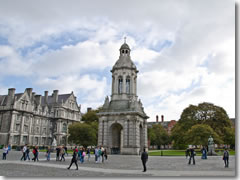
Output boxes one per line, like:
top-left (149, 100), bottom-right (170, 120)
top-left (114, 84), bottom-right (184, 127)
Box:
top-left (97, 40), bottom-right (148, 155)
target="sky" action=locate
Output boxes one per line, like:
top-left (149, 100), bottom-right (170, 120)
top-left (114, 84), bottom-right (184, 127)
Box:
top-left (0, 0), bottom-right (235, 122)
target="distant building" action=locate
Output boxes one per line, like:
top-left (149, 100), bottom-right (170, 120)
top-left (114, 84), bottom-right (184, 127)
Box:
top-left (0, 88), bottom-right (82, 147)
top-left (147, 115), bottom-right (177, 135)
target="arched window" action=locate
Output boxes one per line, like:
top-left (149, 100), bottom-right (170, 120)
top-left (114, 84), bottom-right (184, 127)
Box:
top-left (118, 77), bottom-right (123, 94)
top-left (122, 50), bottom-right (124, 54)
top-left (62, 123), bottom-right (67, 133)
top-left (125, 50), bottom-right (128, 54)
top-left (126, 77), bottom-right (130, 94)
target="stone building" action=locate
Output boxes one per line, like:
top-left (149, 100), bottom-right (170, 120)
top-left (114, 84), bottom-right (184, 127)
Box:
top-left (97, 42), bottom-right (148, 155)
top-left (0, 88), bottom-right (82, 147)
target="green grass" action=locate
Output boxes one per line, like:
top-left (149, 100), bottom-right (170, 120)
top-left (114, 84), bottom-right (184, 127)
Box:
top-left (148, 150), bottom-right (235, 156)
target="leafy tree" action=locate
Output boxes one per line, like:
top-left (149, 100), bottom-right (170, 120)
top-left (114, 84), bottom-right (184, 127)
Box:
top-left (184, 124), bottom-right (223, 146)
top-left (149, 124), bottom-right (170, 149)
top-left (223, 127), bottom-right (235, 148)
top-left (68, 122), bottom-right (97, 147)
top-left (82, 110), bottom-right (99, 123)
top-left (171, 102), bottom-right (232, 149)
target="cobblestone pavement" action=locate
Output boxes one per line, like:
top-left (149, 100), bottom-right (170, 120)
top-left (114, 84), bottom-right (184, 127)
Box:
top-left (0, 151), bottom-right (235, 177)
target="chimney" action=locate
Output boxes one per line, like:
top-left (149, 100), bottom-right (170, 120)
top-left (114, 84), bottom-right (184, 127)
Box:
top-left (53, 90), bottom-right (59, 103)
top-left (7, 88), bottom-right (15, 106)
top-left (44, 91), bottom-right (48, 104)
top-left (156, 115), bottom-right (159, 122)
top-left (87, 107), bottom-right (92, 112)
top-left (26, 88), bottom-right (33, 99)
top-left (35, 95), bottom-right (42, 105)
top-left (161, 115), bottom-right (164, 122)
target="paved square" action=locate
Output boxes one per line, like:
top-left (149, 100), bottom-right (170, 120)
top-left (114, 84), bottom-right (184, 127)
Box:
top-left (0, 151), bottom-right (235, 177)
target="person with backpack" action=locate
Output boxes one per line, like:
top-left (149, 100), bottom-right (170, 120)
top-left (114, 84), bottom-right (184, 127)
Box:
top-left (67, 149), bottom-right (78, 170)
top-left (98, 147), bottom-right (102, 163)
top-left (223, 148), bottom-right (229, 168)
top-left (32, 146), bottom-right (37, 162)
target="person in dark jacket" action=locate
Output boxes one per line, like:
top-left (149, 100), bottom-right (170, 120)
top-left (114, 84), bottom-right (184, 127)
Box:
top-left (188, 147), bottom-right (196, 165)
top-left (223, 148), bottom-right (229, 168)
top-left (141, 148), bottom-right (148, 172)
top-left (67, 150), bottom-right (78, 170)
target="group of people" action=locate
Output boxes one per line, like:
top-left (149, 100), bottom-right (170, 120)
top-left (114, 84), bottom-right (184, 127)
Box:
top-left (94, 146), bottom-right (107, 163)
top-left (55, 146), bottom-right (68, 161)
top-left (185, 146), bottom-right (230, 168)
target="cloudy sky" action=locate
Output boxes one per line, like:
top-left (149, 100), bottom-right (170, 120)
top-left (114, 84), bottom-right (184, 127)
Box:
top-left (0, 0), bottom-right (235, 121)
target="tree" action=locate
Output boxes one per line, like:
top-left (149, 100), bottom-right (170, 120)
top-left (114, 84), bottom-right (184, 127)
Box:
top-left (81, 110), bottom-right (99, 123)
top-left (171, 102), bottom-right (232, 149)
top-left (149, 124), bottom-right (170, 149)
top-left (68, 122), bottom-right (97, 147)
top-left (223, 127), bottom-right (235, 149)
top-left (184, 124), bottom-right (222, 146)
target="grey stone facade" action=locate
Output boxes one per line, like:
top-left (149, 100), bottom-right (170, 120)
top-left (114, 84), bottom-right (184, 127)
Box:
top-left (97, 42), bottom-right (148, 155)
top-left (0, 88), bottom-right (82, 147)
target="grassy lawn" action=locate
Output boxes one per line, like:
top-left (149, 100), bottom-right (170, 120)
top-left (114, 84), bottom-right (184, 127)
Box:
top-left (148, 149), bottom-right (235, 156)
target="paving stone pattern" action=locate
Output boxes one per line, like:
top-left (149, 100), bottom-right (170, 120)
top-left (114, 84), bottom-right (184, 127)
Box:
top-left (0, 151), bottom-right (235, 177)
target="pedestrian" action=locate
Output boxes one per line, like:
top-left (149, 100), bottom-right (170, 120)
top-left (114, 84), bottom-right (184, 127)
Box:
top-left (82, 148), bottom-right (86, 163)
top-left (35, 146), bottom-right (39, 161)
top-left (67, 149), bottom-right (78, 170)
top-left (56, 146), bottom-right (60, 161)
top-left (60, 146), bottom-right (65, 161)
top-left (188, 147), bottom-right (196, 165)
top-left (185, 148), bottom-right (190, 159)
top-left (101, 147), bottom-right (105, 163)
top-left (98, 147), bottom-right (102, 163)
top-left (64, 146), bottom-right (68, 156)
top-left (87, 148), bottom-right (91, 161)
top-left (2, 145), bottom-right (8, 160)
top-left (95, 147), bottom-right (98, 163)
top-left (25, 146), bottom-right (30, 161)
top-left (201, 146), bottom-right (207, 159)
top-left (46, 146), bottom-right (51, 161)
top-left (141, 148), bottom-right (148, 172)
top-left (20, 144), bottom-right (27, 161)
top-left (104, 148), bottom-right (108, 161)
top-left (32, 146), bottom-right (37, 162)
top-left (223, 148), bottom-right (229, 168)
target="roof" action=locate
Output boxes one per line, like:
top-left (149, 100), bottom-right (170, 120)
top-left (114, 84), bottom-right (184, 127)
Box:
top-left (112, 56), bottom-right (137, 71)
top-left (120, 43), bottom-right (130, 50)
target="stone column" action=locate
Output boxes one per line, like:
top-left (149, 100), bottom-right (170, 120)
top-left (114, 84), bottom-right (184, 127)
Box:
top-left (9, 113), bottom-right (15, 133)
top-left (143, 121), bottom-right (148, 148)
top-left (103, 121), bottom-right (108, 146)
top-left (19, 115), bottom-right (24, 145)
top-left (123, 120), bottom-right (128, 147)
top-left (98, 119), bottom-right (103, 146)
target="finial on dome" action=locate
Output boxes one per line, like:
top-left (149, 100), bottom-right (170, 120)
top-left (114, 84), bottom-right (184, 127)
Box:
top-left (124, 36), bottom-right (127, 43)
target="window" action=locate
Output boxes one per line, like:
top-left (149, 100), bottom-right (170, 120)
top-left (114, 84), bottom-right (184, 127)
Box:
top-left (62, 123), bottom-right (67, 133)
top-left (17, 114), bottom-right (21, 121)
top-left (118, 77), bottom-right (123, 94)
top-left (126, 77), bottom-right (130, 94)
top-left (14, 135), bottom-right (20, 144)
top-left (23, 136), bottom-right (28, 144)
top-left (36, 127), bottom-right (40, 133)
top-left (122, 50), bottom-right (124, 54)
top-left (35, 137), bottom-right (39, 145)
top-left (15, 124), bottom-right (20, 132)
top-left (125, 50), bottom-right (128, 54)
top-left (42, 137), bottom-right (46, 144)
top-left (43, 128), bottom-right (46, 134)
top-left (24, 125), bottom-right (28, 133)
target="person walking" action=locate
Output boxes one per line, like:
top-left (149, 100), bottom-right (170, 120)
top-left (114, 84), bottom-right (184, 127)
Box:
top-left (64, 146), bottom-right (68, 156)
top-left (201, 146), bottom-right (207, 159)
top-left (95, 147), bottom-right (98, 163)
top-left (25, 146), bottom-right (30, 161)
top-left (2, 145), bottom-right (8, 160)
top-left (81, 148), bottom-right (86, 163)
top-left (188, 147), bottom-right (196, 165)
top-left (141, 148), bottom-right (148, 172)
top-left (60, 146), bottom-right (65, 161)
top-left (223, 148), bottom-right (229, 168)
top-left (35, 146), bottom-right (39, 161)
top-left (67, 149), bottom-right (78, 170)
top-left (98, 147), bottom-right (102, 163)
top-left (87, 148), bottom-right (91, 161)
top-left (104, 148), bottom-right (108, 161)
top-left (20, 144), bottom-right (27, 161)
top-left (56, 146), bottom-right (60, 161)
top-left (32, 146), bottom-right (37, 162)
top-left (101, 147), bottom-right (105, 163)
top-left (46, 146), bottom-right (51, 161)
top-left (185, 148), bottom-right (190, 159)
